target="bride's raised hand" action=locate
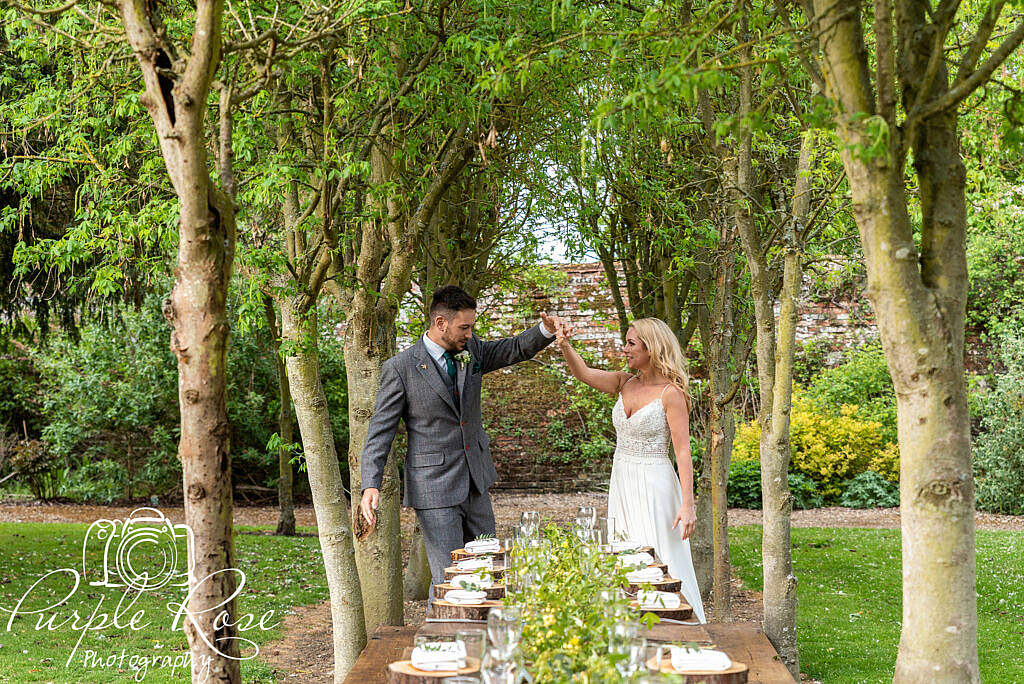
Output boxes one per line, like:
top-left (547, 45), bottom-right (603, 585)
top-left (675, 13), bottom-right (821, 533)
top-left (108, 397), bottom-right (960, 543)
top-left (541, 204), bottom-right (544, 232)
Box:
top-left (672, 503), bottom-right (697, 540)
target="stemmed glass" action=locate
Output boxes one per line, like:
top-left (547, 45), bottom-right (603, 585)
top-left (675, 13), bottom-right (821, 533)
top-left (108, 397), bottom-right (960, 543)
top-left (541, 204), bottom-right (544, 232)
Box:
top-left (487, 606), bottom-right (523, 660)
top-left (480, 646), bottom-right (513, 684)
top-left (608, 622), bottom-right (641, 678)
top-left (519, 511), bottom-right (540, 538)
top-left (644, 642), bottom-right (668, 675)
top-left (577, 505), bottom-right (597, 528)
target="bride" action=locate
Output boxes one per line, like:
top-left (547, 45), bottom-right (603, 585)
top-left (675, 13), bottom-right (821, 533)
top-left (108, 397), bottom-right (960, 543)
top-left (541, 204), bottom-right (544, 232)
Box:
top-left (554, 316), bottom-right (706, 623)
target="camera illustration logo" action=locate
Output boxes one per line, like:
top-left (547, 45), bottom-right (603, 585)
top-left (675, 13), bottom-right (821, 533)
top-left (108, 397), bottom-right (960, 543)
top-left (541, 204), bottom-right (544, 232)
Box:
top-left (81, 507), bottom-right (195, 591)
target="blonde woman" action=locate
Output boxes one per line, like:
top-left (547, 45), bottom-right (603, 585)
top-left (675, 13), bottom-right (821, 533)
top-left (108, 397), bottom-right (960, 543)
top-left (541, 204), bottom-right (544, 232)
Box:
top-left (555, 317), bottom-right (706, 623)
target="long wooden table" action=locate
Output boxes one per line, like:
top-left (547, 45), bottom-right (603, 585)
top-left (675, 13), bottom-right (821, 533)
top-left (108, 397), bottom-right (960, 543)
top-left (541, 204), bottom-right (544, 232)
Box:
top-left (343, 620), bottom-right (796, 683)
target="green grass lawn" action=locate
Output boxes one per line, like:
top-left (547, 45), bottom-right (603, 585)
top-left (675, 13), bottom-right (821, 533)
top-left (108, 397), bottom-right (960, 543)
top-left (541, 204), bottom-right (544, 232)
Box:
top-left (729, 526), bottom-right (1024, 683)
top-left (0, 523), bottom-right (327, 683)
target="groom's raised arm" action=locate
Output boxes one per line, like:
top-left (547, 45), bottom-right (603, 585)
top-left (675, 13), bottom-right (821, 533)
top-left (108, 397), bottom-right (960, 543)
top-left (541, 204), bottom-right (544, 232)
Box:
top-left (360, 358), bottom-right (407, 492)
top-left (477, 318), bottom-right (556, 374)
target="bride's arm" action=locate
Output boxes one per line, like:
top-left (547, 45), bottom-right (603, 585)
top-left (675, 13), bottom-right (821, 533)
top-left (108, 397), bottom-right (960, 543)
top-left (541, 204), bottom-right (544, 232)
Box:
top-left (664, 386), bottom-right (697, 539)
top-left (555, 323), bottom-right (630, 395)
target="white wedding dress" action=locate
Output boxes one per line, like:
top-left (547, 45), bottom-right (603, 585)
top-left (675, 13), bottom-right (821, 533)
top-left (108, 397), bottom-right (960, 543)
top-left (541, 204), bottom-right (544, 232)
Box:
top-left (607, 384), bottom-right (707, 623)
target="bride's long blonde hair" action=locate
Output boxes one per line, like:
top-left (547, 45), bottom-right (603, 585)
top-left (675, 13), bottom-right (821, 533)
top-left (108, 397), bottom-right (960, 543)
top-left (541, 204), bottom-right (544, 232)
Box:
top-left (629, 318), bottom-right (690, 405)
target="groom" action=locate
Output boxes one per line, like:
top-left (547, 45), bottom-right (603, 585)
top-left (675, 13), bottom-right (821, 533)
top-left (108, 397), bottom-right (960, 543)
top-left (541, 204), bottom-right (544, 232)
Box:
top-left (359, 285), bottom-right (560, 592)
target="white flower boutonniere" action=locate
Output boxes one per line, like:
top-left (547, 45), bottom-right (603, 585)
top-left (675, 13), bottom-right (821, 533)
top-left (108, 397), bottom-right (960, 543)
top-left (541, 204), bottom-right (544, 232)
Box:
top-left (454, 350), bottom-right (472, 368)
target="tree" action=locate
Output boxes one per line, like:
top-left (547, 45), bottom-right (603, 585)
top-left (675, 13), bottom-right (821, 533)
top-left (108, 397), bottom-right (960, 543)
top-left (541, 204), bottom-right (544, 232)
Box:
top-left (798, 0), bottom-right (1024, 679)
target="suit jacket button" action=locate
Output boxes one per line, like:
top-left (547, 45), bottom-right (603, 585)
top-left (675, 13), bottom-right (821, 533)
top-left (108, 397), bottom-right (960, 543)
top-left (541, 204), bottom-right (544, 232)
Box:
top-left (461, 421), bottom-right (466, 426)
top-left (465, 445), bottom-right (469, 451)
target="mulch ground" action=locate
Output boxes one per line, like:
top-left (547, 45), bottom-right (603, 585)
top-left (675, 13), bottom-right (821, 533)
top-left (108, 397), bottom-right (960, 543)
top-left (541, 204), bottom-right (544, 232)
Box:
top-left (3, 495), bottom-right (1020, 682)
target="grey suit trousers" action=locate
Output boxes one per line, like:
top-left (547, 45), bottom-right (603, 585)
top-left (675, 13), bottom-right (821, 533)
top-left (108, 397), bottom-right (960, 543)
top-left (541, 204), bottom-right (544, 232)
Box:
top-left (417, 483), bottom-right (496, 599)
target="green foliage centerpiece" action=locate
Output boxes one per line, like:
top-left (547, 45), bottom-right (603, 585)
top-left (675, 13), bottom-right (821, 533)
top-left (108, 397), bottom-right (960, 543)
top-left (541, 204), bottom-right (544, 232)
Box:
top-left (503, 523), bottom-right (661, 682)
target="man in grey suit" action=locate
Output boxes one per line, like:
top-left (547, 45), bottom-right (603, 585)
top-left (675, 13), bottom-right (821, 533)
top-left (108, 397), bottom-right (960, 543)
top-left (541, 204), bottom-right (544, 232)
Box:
top-left (359, 285), bottom-right (560, 593)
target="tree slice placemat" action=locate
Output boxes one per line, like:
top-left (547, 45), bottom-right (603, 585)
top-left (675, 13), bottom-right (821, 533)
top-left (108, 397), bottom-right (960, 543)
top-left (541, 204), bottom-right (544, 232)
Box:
top-left (386, 657), bottom-right (481, 683)
top-left (624, 577), bottom-right (682, 593)
top-left (436, 582), bottom-right (505, 600)
top-left (429, 598), bottom-right (502, 621)
top-left (451, 548), bottom-right (507, 563)
top-left (444, 565), bottom-right (505, 582)
top-left (630, 595), bottom-right (693, 621)
top-left (645, 656), bottom-right (748, 683)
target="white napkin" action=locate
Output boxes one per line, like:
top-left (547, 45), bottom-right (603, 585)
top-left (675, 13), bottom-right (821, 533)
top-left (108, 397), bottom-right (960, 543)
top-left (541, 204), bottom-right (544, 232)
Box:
top-left (670, 647), bottom-right (732, 672)
top-left (456, 557), bottom-right (493, 571)
top-left (611, 540), bottom-right (643, 552)
top-left (451, 573), bottom-right (493, 590)
top-left (637, 590), bottom-right (682, 610)
top-left (465, 538), bottom-right (501, 554)
top-left (410, 641), bottom-right (467, 672)
top-left (626, 566), bottom-right (664, 584)
top-left (444, 589), bottom-right (487, 605)
top-left (617, 552), bottom-right (654, 568)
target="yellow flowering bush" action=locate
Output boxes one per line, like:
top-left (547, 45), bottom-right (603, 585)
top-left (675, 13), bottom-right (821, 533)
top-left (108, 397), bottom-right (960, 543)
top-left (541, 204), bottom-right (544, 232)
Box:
top-left (732, 391), bottom-right (897, 501)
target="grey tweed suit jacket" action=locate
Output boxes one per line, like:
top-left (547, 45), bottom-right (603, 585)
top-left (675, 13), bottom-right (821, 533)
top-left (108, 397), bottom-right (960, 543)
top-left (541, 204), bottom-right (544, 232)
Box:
top-left (361, 324), bottom-right (553, 509)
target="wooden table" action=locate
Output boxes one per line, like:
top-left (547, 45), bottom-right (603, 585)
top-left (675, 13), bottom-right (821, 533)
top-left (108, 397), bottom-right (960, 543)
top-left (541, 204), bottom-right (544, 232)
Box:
top-left (345, 621), bottom-right (796, 683)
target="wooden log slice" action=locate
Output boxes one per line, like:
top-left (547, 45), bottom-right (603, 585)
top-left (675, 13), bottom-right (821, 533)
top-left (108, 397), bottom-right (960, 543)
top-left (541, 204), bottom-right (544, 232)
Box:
top-left (451, 548), bottom-right (506, 563)
top-left (624, 577), bottom-right (682, 594)
top-left (386, 657), bottom-right (481, 683)
top-left (630, 598), bottom-right (693, 622)
top-left (645, 656), bottom-right (748, 683)
top-left (444, 565), bottom-right (505, 582)
top-left (436, 582), bottom-right (505, 601)
top-left (429, 599), bottom-right (503, 621)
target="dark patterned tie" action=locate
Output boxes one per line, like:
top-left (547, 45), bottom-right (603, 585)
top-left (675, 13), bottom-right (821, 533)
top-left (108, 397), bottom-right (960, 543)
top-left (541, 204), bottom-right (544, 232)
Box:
top-left (443, 351), bottom-right (459, 405)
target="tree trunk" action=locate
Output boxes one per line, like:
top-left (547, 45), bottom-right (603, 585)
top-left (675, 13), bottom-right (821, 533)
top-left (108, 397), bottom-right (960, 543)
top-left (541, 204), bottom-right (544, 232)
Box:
top-left (708, 374), bottom-right (734, 622)
top-left (404, 522), bottom-right (432, 601)
top-left (812, 1), bottom-right (978, 680)
top-left (280, 300), bottom-right (366, 682)
top-left (265, 297), bottom-right (296, 536)
top-left (346, 303), bottom-right (405, 632)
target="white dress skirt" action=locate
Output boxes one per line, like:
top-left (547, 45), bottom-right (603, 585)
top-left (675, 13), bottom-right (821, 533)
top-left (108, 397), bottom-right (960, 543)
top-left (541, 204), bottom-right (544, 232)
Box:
top-left (606, 389), bottom-right (707, 623)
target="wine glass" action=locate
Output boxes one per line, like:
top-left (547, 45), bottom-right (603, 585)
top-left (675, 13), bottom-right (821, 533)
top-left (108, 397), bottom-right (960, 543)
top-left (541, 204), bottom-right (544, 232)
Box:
top-left (644, 642), bottom-right (667, 674)
top-left (519, 511), bottom-right (540, 538)
top-left (577, 505), bottom-right (597, 528)
top-left (487, 606), bottom-right (522, 659)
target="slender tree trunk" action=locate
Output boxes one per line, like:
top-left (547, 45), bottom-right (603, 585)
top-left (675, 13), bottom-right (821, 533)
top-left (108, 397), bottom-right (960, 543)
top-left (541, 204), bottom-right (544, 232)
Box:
top-left (404, 522), bottom-right (432, 601)
top-left (346, 302), bottom-right (405, 632)
top-left (708, 371), bottom-right (735, 622)
top-left (280, 301), bottom-right (366, 681)
top-left (265, 297), bottom-right (296, 536)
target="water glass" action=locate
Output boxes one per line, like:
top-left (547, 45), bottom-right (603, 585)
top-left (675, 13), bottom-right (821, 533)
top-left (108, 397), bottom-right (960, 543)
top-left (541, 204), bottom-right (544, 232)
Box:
top-left (456, 628), bottom-right (486, 661)
top-left (644, 642), bottom-right (667, 673)
top-left (480, 646), bottom-right (514, 684)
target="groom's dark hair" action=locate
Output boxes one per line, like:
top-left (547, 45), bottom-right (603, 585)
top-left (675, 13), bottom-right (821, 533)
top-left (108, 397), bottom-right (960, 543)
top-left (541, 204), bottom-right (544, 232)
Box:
top-left (429, 285), bottom-right (476, 321)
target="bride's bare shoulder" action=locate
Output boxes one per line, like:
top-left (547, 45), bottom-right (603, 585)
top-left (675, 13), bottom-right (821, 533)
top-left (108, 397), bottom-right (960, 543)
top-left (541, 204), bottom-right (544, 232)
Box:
top-left (614, 372), bottom-right (635, 394)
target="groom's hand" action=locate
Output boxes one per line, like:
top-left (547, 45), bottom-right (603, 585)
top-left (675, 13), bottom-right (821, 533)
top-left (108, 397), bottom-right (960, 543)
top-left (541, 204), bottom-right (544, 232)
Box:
top-left (360, 488), bottom-right (380, 527)
top-left (539, 311), bottom-right (563, 333)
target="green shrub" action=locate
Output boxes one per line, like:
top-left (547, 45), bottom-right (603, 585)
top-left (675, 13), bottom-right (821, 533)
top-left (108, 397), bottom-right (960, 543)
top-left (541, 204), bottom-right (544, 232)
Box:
top-left (7, 439), bottom-right (63, 500)
top-left (733, 392), bottom-right (890, 501)
top-left (840, 471), bottom-right (899, 508)
top-left (974, 332), bottom-right (1024, 514)
top-left (807, 342), bottom-right (897, 444)
top-left (727, 458), bottom-right (825, 510)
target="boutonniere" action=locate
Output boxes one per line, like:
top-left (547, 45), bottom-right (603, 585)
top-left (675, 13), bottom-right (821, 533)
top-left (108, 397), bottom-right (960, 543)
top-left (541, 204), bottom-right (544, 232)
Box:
top-left (454, 350), bottom-right (472, 368)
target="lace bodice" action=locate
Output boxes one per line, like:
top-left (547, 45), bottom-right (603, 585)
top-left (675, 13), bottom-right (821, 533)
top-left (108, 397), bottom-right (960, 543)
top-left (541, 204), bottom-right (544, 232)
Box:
top-left (612, 393), bottom-right (672, 464)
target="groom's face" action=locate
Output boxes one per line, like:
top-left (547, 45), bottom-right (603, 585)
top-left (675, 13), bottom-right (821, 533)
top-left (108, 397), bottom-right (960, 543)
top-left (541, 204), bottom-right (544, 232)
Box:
top-left (437, 308), bottom-right (476, 351)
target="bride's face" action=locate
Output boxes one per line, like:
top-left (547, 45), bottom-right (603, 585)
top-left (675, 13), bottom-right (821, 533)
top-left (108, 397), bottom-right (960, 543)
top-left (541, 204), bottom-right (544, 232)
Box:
top-left (622, 328), bottom-right (650, 371)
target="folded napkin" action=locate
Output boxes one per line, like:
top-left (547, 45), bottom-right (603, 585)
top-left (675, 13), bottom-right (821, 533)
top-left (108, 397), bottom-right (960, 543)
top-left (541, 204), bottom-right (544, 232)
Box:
top-left (626, 566), bottom-right (664, 584)
top-left (637, 590), bottom-right (682, 610)
top-left (465, 538), bottom-right (501, 554)
top-left (443, 589), bottom-right (487, 605)
top-left (611, 540), bottom-right (643, 552)
top-left (670, 647), bottom-right (732, 672)
top-left (617, 552), bottom-right (654, 568)
top-left (456, 557), bottom-right (493, 571)
top-left (451, 573), bottom-right (493, 590)
top-left (410, 641), bottom-right (467, 672)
